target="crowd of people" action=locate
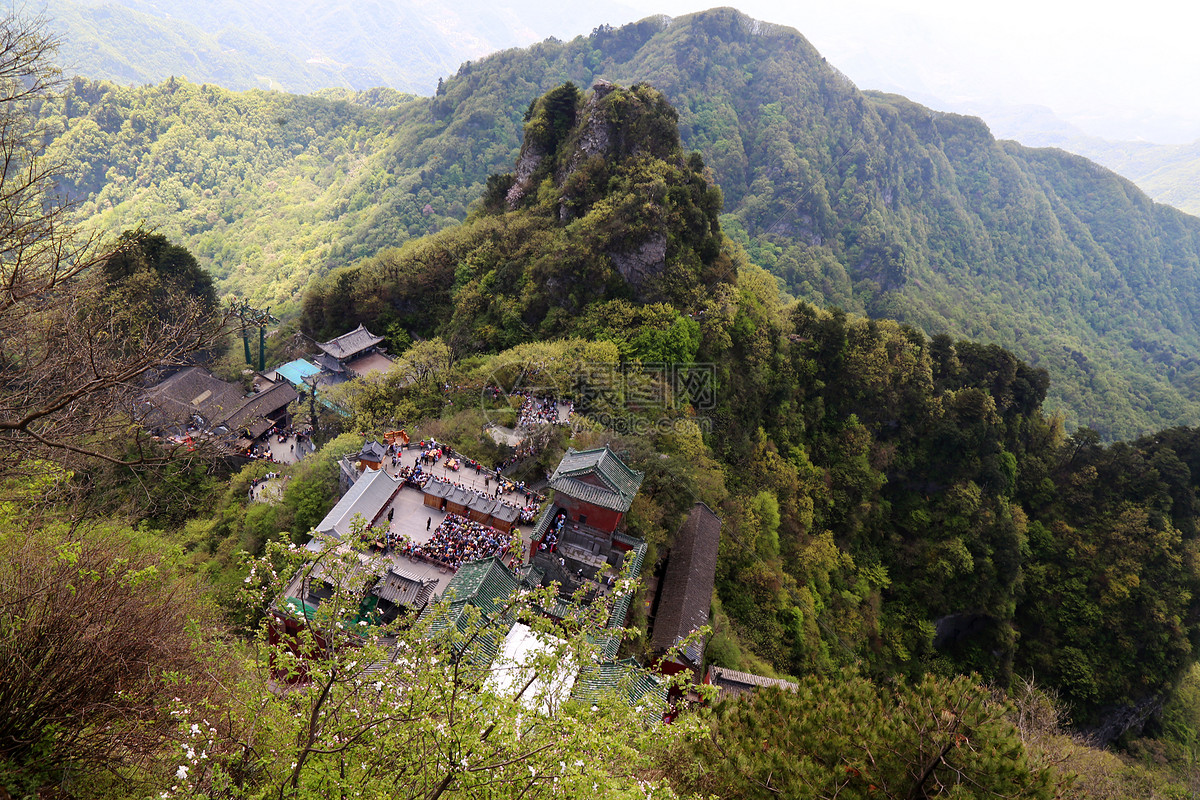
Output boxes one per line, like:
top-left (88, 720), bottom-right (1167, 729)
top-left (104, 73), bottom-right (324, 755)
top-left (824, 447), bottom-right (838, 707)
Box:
top-left (243, 424), bottom-right (313, 462)
top-left (537, 509), bottom-right (568, 553)
top-left (337, 434), bottom-right (545, 566)
top-left (270, 423), bottom-right (312, 445)
top-left (399, 464), bottom-right (429, 489)
top-left (493, 449), bottom-right (533, 474)
top-left (358, 520), bottom-right (394, 551)
top-left (515, 392), bottom-right (573, 430)
top-left (243, 447), bottom-right (281, 463)
top-left (397, 514), bottom-right (511, 569)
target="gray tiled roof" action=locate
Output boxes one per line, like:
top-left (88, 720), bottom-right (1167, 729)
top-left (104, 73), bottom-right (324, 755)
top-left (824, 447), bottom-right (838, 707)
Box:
top-left (706, 665), bottom-right (798, 702)
top-left (424, 482), bottom-right (523, 524)
top-left (224, 382), bottom-right (298, 432)
top-left (315, 468), bottom-right (401, 539)
top-left (422, 481), bottom-right (456, 500)
top-left (315, 353), bottom-right (345, 373)
top-left (142, 367), bottom-right (245, 427)
top-left (489, 503), bottom-right (521, 524)
top-left (548, 446), bottom-right (644, 512)
top-left (317, 324), bottom-right (384, 361)
top-left (242, 417), bottom-right (274, 439)
top-left (651, 503), bottom-right (721, 666)
top-left (354, 440), bottom-right (387, 462)
top-left (372, 567), bottom-right (436, 609)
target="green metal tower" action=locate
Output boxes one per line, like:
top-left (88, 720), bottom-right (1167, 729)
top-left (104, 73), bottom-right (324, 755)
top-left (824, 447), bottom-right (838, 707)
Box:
top-left (230, 300), bottom-right (280, 372)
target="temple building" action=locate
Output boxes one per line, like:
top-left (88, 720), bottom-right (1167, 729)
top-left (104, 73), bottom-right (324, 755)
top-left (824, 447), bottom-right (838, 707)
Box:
top-left (702, 666), bottom-right (798, 702)
top-left (530, 446), bottom-right (645, 586)
top-left (141, 366), bottom-right (296, 450)
top-left (315, 324), bottom-right (392, 379)
top-left (313, 467), bottom-right (404, 541)
top-left (351, 440), bottom-right (388, 472)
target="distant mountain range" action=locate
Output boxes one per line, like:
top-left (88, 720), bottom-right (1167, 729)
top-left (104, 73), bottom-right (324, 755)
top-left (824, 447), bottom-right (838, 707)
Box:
top-left (39, 0), bottom-right (637, 94)
top-left (41, 9), bottom-right (1200, 440)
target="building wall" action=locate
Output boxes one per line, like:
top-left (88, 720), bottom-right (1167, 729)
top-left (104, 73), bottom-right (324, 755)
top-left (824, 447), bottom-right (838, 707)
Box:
top-left (555, 494), bottom-right (622, 533)
top-left (338, 457), bottom-right (359, 494)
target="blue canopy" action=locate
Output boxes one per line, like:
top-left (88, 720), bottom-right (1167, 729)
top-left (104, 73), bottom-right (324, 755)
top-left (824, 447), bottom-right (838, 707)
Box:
top-left (275, 359), bottom-right (320, 386)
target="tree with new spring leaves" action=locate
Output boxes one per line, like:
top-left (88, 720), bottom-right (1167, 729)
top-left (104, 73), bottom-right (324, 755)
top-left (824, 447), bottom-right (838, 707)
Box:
top-left (165, 533), bottom-right (695, 799)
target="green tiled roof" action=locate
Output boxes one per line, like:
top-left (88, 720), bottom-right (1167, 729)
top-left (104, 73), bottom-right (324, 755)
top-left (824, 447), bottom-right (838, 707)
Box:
top-left (592, 541), bottom-right (648, 659)
top-left (549, 446), bottom-right (644, 512)
top-left (519, 564), bottom-right (545, 586)
top-left (606, 542), bottom-right (647, 631)
top-left (448, 557), bottom-right (521, 606)
top-left (422, 557), bottom-right (520, 638)
top-left (612, 530), bottom-right (644, 549)
top-left (571, 657), bottom-right (666, 721)
top-left (531, 507), bottom-right (556, 541)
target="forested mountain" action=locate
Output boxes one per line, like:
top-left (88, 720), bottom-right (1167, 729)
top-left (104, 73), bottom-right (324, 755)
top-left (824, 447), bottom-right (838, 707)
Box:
top-left (295, 79), bottom-right (1200, 741)
top-left (13, 17), bottom-right (1200, 795)
top-left (1053, 137), bottom-right (1200, 219)
top-left (302, 80), bottom-right (727, 354)
top-left (43, 7), bottom-right (1200, 441)
top-left (43, 78), bottom-right (428, 303)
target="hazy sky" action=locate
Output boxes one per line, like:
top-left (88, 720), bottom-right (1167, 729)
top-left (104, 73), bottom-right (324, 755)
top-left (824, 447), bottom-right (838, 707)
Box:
top-left (639, 1), bottom-right (1200, 143)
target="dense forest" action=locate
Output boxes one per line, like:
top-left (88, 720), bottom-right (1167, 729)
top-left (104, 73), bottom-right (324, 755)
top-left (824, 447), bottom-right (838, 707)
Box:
top-left (301, 80), bottom-right (1200, 739)
top-left (41, 9), bottom-right (1200, 440)
top-left (10, 9), bottom-right (1200, 799)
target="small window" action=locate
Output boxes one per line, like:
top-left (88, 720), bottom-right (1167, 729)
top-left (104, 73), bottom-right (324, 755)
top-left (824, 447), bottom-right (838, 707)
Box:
top-left (578, 514), bottom-right (588, 525)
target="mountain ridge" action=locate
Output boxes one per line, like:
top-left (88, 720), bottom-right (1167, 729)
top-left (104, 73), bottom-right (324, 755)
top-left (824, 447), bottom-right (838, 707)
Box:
top-left (42, 7), bottom-right (1200, 440)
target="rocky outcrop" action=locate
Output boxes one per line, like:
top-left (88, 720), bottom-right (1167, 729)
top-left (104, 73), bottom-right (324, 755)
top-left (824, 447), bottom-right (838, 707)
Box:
top-left (558, 80), bottom-right (617, 221)
top-left (564, 81), bottom-right (617, 174)
top-left (505, 140), bottom-right (545, 209)
top-left (610, 234), bottom-right (668, 297)
top-left (490, 80), bottom-right (720, 308)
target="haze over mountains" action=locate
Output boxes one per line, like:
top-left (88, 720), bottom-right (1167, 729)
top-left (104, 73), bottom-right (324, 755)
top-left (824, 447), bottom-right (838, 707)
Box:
top-left (40, 0), bottom-right (638, 93)
top-left (41, 8), bottom-right (1200, 442)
